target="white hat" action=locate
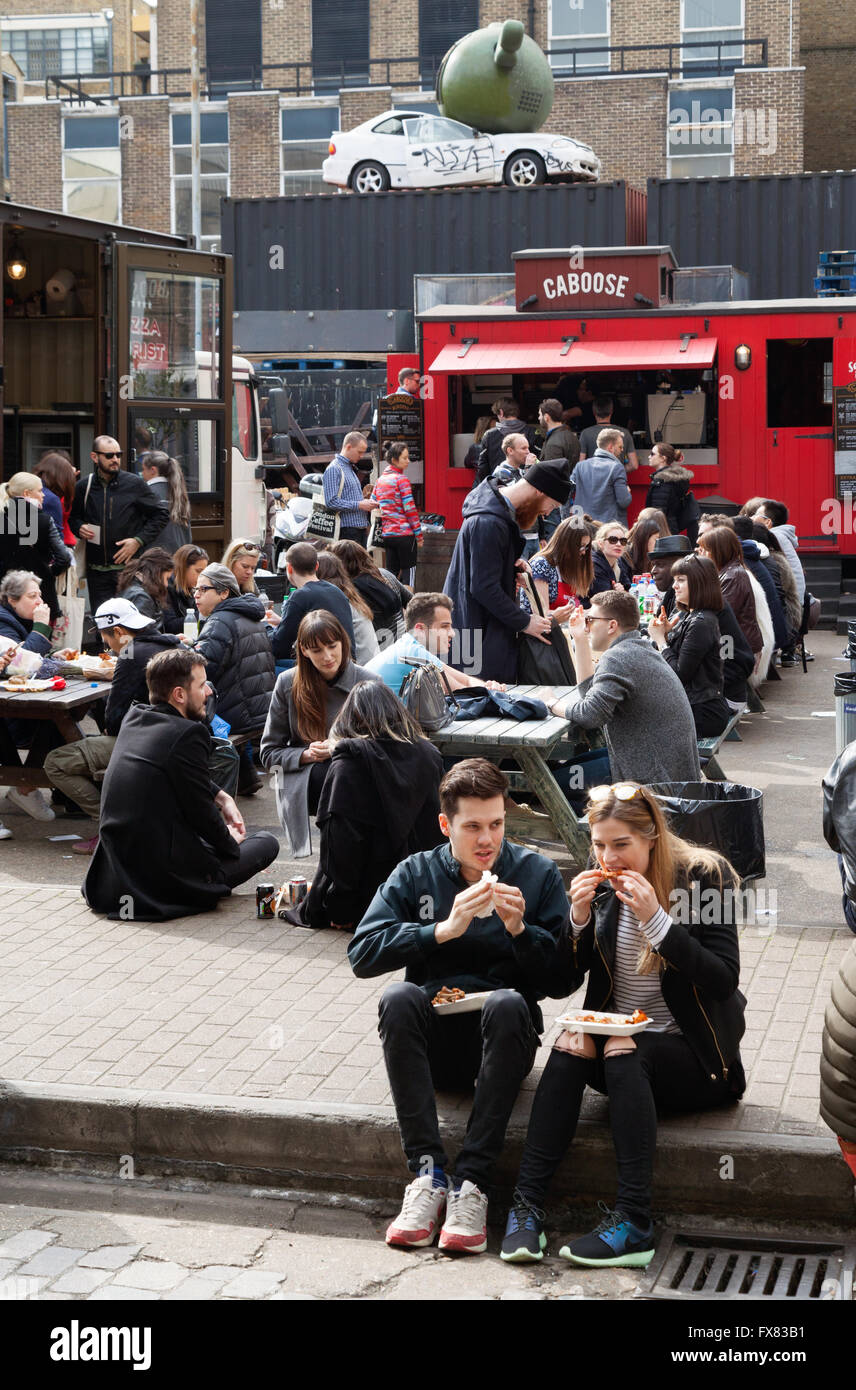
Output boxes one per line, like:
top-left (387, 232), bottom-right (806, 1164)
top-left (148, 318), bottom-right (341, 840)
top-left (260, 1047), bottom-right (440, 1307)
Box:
top-left (93, 597), bottom-right (156, 631)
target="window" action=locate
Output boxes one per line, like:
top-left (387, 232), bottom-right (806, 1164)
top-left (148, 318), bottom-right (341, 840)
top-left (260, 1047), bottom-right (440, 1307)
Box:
top-left (667, 85), bottom-right (734, 178)
top-left (419, 2), bottom-right (477, 87)
top-left (7, 25), bottom-right (109, 81)
top-left (233, 380), bottom-right (258, 460)
top-left (549, 0), bottom-right (610, 75)
top-left (63, 115), bottom-right (121, 222)
top-left (205, 0), bottom-right (261, 93)
top-left (171, 112), bottom-right (229, 251)
top-left (311, 0), bottom-right (370, 93)
top-left (681, 0), bottom-right (744, 77)
top-left (409, 116), bottom-right (474, 143)
top-left (767, 339), bottom-right (833, 429)
top-left (281, 106), bottom-right (339, 195)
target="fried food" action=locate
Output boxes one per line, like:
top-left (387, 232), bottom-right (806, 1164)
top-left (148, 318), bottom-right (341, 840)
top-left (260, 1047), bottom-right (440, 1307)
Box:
top-left (432, 986), bottom-right (466, 1006)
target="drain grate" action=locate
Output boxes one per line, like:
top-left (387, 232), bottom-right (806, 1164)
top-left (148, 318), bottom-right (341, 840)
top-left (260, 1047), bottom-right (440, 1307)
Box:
top-left (642, 1231), bottom-right (855, 1301)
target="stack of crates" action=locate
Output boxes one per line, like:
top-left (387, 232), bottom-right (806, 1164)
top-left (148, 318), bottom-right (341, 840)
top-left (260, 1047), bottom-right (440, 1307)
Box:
top-left (816, 250), bottom-right (856, 296)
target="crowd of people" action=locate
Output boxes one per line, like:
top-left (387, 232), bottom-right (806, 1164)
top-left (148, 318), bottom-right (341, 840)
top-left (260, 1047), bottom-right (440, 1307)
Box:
top-left (2, 410), bottom-right (852, 1269)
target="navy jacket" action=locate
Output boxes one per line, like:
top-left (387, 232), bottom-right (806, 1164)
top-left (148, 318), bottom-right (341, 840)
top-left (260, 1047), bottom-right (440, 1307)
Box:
top-left (272, 579), bottom-right (355, 660)
top-left (348, 839), bottom-right (569, 1030)
top-left (740, 540), bottom-right (789, 650)
top-left (443, 478), bottom-right (528, 684)
top-left (0, 600), bottom-right (51, 657)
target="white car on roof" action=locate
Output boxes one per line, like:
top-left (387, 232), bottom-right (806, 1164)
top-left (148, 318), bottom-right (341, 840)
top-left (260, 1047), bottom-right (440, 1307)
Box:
top-left (322, 109), bottom-right (600, 193)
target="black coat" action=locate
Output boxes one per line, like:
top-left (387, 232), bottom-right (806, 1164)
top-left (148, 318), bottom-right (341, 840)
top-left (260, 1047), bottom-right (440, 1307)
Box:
top-left (588, 547), bottom-right (632, 601)
top-left (443, 478), bottom-right (528, 684)
top-left (659, 590), bottom-right (753, 705)
top-left (68, 469), bottom-right (169, 565)
top-left (302, 735), bottom-right (444, 929)
top-left (272, 579), bottom-right (356, 660)
top-left (540, 424), bottom-right (580, 469)
top-left (147, 477), bottom-right (193, 555)
top-left (558, 867), bottom-right (746, 1090)
top-left (163, 577), bottom-right (194, 635)
top-left (353, 572), bottom-right (404, 637)
top-left (741, 540), bottom-right (789, 649)
top-left (0, 498), bottom-right (72, 618)
top-left (83, 701), bottom-right (241, 920)
top-left (193, 592), bottom-right (275, 734)
top-left (645, 464), bottom-right (695, 534)
top-left (104, 630), bottom-right (181, 736)
top-left (661, 608), bottom-right (725, 705)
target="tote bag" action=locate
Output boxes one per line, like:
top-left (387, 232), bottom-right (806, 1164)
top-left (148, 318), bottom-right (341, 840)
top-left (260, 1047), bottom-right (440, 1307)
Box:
top-left (517, 574), bottom-right (577, 686)
top-left (305, 467), bottom-right (345, 544)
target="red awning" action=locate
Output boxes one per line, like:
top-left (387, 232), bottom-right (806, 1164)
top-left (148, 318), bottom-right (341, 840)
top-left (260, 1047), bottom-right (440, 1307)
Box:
top-left (428, 336), bottom-right (718, 373)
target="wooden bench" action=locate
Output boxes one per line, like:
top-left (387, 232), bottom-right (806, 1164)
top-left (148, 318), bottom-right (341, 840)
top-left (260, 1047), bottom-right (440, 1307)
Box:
top-left (698, 710), bottom-right (745, 781)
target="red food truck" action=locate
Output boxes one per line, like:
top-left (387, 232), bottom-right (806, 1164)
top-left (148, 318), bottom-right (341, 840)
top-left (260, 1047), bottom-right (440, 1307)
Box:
top-left (388, 246), bottom-right (856, 584)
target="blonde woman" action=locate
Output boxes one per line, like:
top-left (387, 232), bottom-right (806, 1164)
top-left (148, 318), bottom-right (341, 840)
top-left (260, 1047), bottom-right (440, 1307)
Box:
top-left (222, 537), bottom-right (280, 626)
top-left (589, 521), bottom-right (632, 598)
top-left (502, 782), bottom-right (745, 1267)
top-left (0, 472), bottom-right (72, 619)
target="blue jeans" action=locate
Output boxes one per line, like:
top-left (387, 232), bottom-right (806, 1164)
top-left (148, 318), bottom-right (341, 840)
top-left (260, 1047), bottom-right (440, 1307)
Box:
top-left (553, 747), bottom-right (612, 813)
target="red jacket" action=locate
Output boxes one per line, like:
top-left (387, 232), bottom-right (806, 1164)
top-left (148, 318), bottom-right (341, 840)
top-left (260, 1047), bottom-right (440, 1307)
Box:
top-left (371, 464), bottom-right (422, 538)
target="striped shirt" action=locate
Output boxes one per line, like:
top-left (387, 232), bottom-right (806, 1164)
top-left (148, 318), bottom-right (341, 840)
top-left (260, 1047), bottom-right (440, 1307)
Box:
top-left (371, 463), bottom-right (422, 537)
top-left (323, 455), bottom-right (367, 531)
top-left (573, 902), bottom-right (680, 1034)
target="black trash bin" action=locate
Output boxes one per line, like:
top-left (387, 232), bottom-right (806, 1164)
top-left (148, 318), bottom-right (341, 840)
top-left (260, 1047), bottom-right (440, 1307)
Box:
top-left (647, 782), bottom-right (765, 883)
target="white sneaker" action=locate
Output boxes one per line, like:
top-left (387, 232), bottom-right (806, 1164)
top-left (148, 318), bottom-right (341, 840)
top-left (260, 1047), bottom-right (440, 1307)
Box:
top-left (6, 788), bottom-right (56, 821)
top-left (0, 820), bottom-right (12, 840)
top-left (385, 1175), bottom-right (447, 1248)
top-left (438, 1180), bottom-right (489, 1254)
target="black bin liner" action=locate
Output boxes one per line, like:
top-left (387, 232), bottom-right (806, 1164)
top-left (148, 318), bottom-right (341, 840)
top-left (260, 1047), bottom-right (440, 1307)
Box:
top-left (834, 673), bottom-right (856, 696)
top-left (846, 622), bottom-right (856, 659)
top-left (647, 782), bottom-right (765, 882)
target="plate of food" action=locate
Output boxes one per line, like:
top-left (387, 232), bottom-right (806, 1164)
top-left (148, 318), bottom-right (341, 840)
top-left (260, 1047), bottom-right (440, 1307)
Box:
top-left (0, 677), bottom-right (66, 693)
top-left (431, 986), bottom-right (494, 1015)
top-left (554, 1008), bottom-right (650, 1036)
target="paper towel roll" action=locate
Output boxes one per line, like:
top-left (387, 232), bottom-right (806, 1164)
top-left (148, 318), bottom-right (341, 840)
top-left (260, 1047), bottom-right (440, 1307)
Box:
top-left (46, 268), bottom-right (76, 300)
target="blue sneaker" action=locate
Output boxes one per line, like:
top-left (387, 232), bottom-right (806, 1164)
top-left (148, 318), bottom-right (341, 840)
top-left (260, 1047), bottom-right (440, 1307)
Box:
top-left (559, 1203), bottom-right (655, 1268)
top-left (500, 1191), bottom-right (547, 1263)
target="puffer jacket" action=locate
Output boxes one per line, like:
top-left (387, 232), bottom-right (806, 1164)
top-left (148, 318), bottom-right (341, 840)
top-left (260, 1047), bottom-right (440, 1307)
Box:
top-left (820, 938), bottom-right (856, 1143)
top-left (645, 464), bottom-right (695, 533)
top-left (194, 593), bottom-right (275, 734)
top-left (718, 562), bottom-right (762, 655)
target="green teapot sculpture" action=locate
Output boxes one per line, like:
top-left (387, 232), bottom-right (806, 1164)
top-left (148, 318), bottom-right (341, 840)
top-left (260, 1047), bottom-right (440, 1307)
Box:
top-left (436, 20), bottom-right (555, 134)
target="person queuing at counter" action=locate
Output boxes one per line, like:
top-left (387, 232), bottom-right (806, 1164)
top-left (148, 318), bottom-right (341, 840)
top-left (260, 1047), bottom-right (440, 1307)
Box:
top-left (501, 783), bottom-right (745, 1268)
top-left (260, 611), bottom-right (380, 857)
top-left (578, 396), bottom-right (638, 474)
top-left (476, 399), bottom-right (537, 481)
top-left (644, 444), bottom-right (697, 540)
top-left (648, 555), bottom-right (733, 738)
top-left (366, 592), bottom-right (506, 696)
top-left (538, 398), bottom-right (580, 470)
top-left (649, 536), bottom-right (754, 715)
top-left (490, 434), bottom-right (541, 559)
top-left (281, 681), bottom-right (444, 932)
top-left (518, 516), bottom-right (594, 618)
top-left (69, 436), bottom-right (169, 614)
top-left (370, 442), bottom-right (424, 586)
top-left (443, 461), bottom-right (570, 684)
top-left (348, 758), bottom-right (569, 1256)
top-left (83, 647), bottom-right (278, 922)
top-left (588, 523), bottom-right (632, 599)
top-left (545, 590), bottom-right (701, 795)
top-left (566, 430), bottom-right (632, 527)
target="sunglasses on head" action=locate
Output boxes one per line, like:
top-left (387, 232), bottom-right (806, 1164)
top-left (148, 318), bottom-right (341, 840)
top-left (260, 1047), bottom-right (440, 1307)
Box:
top-left (236, 543), bottom-right (261, 555)
top-left (589, 783), bottom-right (646, 803)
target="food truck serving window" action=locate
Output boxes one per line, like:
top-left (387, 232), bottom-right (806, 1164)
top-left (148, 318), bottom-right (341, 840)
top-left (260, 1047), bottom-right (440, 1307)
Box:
top-left (767, 339), bottom-right (833, 429)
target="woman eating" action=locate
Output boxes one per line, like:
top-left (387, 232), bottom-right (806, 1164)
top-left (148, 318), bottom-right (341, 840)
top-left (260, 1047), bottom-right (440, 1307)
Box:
top-left (501, 782), bottom-right (745, 1267)
top-left (260, 610), bottom-right (380, 856)
top-left (588, 522), bottom-right (632, 599)
top-left (280, 680), bottom-right (443, 930)
top-left (648, 554), bottom-right (732, 737)
top-left (519, 516), bottom-right (594, 620)
top-left (163, 543), bottom-right (209, 634)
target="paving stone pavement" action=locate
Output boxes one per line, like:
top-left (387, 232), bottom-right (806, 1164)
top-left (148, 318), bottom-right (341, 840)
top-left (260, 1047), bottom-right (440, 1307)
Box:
top-left (0, 631), bottom-right (851, 1145)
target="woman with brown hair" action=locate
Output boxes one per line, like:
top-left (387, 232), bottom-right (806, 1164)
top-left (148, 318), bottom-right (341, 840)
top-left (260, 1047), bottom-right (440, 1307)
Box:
top-left (519, 515), bottom-right (594, 620)
top-left (259, 610), bottom-right (380, 856)
top-left (163, 543), bottom-right (209, 634)
top-left (501, 782), bottom-right (745, 1267)
top-left (315, 550), bottom-right (379, 663)
top-left (463, 415), bottom-right (496, 471)
top-left (116, 546), bottom-right (174, 628)
top-left (696, 523), bottom-right (763, 659)
top-left (34, 451), bottom-right (77, 546)
top-left (624, 512), bottom-right (669, 579)
top-left (648, 553), bottom-right (732, 737)
top-left (139, 450), bottom-right (192, 553)
top-left (330, 537), bottom-right (408, 639)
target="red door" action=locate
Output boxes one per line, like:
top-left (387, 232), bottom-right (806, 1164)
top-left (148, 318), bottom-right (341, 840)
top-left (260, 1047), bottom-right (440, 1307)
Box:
top-left (765, 336), bottom-right (835, 548)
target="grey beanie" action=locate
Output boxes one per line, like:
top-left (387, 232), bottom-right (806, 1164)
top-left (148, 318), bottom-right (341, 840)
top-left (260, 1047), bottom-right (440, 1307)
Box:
top-left (199, 562), bottom-right (240, 596)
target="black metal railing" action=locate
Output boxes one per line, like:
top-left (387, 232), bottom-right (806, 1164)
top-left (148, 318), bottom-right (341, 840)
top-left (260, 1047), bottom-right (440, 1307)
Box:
top-left (45, 37), bottom-right (769, 105)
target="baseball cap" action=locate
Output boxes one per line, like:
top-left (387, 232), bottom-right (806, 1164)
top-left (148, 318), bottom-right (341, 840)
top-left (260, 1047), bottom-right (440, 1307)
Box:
top-left (93, 597), bottom-right (157, 631)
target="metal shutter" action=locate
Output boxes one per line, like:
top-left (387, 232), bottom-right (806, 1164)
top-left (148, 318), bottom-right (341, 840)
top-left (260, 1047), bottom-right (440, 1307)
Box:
top-left (205, 0), bottom-right (262, 89)
top-left (312, 0), bottom-right (370, 91)
top-left (419, 1), bottom-right (478, 86)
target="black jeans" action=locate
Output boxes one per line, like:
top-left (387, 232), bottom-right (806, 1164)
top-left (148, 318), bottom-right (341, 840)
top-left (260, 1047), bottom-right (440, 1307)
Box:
top-left (338, 526), bottom-right (369, 544)
top-left (86, 569), bottom-right (121, 617)
top-left (516, 1030), bottom-right (733, 1228)
top-left (378, 982), bottom-right (539, 1189)
top-left (383, 535), bottom-right (418, 583)
top-left (219, 830), bottom-right (279, 889)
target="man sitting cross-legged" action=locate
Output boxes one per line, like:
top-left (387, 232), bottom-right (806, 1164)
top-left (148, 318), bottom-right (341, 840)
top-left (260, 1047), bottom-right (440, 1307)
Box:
top-left (348, 757), bottom-right (569, 1254)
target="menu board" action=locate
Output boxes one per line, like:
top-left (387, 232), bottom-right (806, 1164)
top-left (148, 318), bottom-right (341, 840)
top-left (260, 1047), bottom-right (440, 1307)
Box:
top-left (378, 392), bottom-right (424, 485)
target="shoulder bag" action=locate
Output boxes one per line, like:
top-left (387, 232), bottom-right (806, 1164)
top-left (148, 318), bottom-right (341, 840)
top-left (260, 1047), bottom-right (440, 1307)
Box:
top-left (399, 657), bottom-right (460, 733)
top-left (517, 573), bottom-right (577, 685)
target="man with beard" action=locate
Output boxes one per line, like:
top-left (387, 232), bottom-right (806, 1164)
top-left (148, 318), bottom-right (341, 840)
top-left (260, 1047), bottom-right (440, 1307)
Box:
top-left (443, 461), bottom-right (571, 683)
top-left (83, 647), bottom-right (278, 920)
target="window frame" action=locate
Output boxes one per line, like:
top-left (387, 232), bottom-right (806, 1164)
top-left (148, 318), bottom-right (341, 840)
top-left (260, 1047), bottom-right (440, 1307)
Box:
top-left (680, 0), bottom-right (745, 76)
top-left (548, 0), bottom-right (611, 74)
top-left (170, 106), bottom-right (230, 253)
top-left (666, 80), bottom-right (735, 178)
top-left (62, 112), bottom-right (122, 224)
top-left (279, 102), bottom-right (339, 197)
top-left (5, 20), bottom-right (110, 81)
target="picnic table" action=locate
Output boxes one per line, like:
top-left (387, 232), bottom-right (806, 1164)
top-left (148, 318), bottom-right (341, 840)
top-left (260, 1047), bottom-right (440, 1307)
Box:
top-left (0, 679), bottom-right (112, 789)
top-left (429, 682), bottom-right (591, 860)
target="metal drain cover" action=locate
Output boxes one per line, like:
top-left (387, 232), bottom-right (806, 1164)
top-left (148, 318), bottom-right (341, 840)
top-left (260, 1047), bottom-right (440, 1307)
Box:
top-left (642, 1230), bottom-right (855, 1301)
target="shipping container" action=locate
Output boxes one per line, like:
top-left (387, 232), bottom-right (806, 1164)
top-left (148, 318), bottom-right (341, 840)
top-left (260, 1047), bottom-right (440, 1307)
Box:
top-left (648, 171), bottom-right (856, 301)
top-left (221, 181), bottom-right (646, 335)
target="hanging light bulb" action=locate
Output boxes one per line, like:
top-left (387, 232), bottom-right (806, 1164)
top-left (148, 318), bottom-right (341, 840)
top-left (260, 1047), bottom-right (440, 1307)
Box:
top-left (5, 234), bottom-right (28, 282)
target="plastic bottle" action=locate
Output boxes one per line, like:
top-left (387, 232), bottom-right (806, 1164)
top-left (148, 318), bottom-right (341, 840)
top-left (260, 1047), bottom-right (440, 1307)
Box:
top-left (183, 608), bottom-right (198, 643)
top-left (643, 575), bottom-right (657, 616)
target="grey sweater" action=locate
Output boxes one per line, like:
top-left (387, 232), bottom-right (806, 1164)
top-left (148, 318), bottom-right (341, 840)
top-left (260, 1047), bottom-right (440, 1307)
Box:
top-left (260, 661), bottom-right (380, 856)
top-left (570, 448), bottom-right (633, 525)
top-left (564, 630), bottom-right (701, 784)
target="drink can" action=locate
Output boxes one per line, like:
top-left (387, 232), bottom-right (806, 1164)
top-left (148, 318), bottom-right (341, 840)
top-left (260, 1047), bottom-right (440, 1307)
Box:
top-left (256, 882), bottom-right (276, 918)
top-left (287, 876), bottom-right (308, 907)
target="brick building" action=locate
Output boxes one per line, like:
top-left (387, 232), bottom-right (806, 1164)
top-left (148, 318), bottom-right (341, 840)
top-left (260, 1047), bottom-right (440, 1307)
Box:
top-left (3, 0), bottom-right (806, 245)
top-left (801, 0), bottom-right (856, 173)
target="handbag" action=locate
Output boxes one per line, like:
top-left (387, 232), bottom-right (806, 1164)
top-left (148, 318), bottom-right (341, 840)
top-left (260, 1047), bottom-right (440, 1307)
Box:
top-left (52, 568), bottom-right (86, 652)
top-left (399, 657), bottom-right (459, 733)
top-left (367, 508), bottom-right (385, 550)
top-left (516, 574), bottom-right (577, 685)
top-left (305, 466), bottom-right (345, 543)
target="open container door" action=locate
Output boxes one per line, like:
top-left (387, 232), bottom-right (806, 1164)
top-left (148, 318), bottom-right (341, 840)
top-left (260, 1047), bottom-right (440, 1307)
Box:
top-left (114, 243), bottom-right (233, 557)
